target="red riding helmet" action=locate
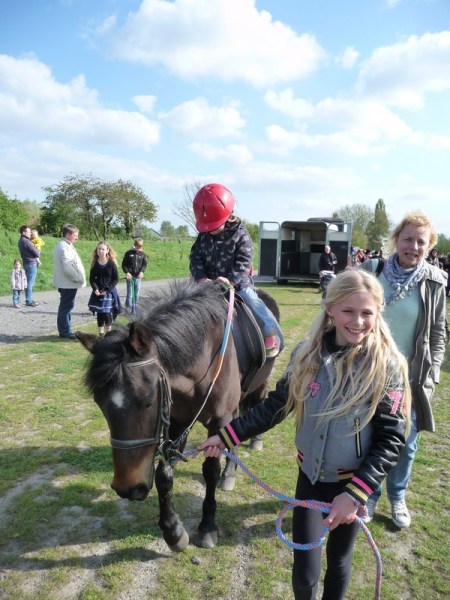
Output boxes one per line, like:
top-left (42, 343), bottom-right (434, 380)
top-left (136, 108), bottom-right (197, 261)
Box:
top-left (193, 183), bottom-right (236, 233)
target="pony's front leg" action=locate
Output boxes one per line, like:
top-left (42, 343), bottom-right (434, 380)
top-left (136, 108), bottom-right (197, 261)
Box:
top-left (155, 459), bottom-right (189, 552)
top-left (195, 455), bottom-right (221, 548)
top-left (218, 446), bottom-right (237, 491)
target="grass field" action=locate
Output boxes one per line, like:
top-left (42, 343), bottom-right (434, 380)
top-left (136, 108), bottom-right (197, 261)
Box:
top-left (0, 282), bottom-right (449, 599)
top-left (0, 230), bottom-right (199, 297)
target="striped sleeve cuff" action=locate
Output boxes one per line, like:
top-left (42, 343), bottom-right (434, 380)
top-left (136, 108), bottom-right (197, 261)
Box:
top-left (218, 423), bottom-right (242, 449)
top-left (344, 476), bottom-right (375, 505)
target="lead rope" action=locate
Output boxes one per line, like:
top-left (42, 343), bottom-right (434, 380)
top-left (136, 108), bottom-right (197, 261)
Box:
top-left (178, 447), bottom-right (382, 600)
top-left (163, 288), bottom-right (236, 460)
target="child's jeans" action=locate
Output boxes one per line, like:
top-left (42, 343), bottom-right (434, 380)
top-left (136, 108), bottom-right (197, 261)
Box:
top-left (12, 290), bottom-right (22, 306)
top-left (237, 287), bottom-right (284, 349)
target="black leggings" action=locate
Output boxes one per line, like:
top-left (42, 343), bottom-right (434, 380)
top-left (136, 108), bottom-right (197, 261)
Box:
top-left (96, 313), bottom-right (113, 327)
top-left (292, 471), bottom-right (360, 600)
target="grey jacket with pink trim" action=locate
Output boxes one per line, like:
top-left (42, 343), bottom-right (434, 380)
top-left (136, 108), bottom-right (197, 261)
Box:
top-left (218, 338), bottom-right (407, 505)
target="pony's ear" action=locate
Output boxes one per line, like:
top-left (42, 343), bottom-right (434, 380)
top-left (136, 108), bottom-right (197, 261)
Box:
top-left (128, 322), bottom-right (153, 357)
top-left (75, 331), bottom-right (99, 353)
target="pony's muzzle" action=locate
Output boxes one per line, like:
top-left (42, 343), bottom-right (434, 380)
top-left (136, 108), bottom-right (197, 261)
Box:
top-left (110, 460), bottom-right (155, 501)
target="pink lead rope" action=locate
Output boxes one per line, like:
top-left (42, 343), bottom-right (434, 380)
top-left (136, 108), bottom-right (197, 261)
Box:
top-left (179, 448), bottom-right (382, 600)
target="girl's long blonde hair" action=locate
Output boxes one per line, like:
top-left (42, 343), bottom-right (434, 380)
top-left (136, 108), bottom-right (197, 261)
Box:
top-left (286, 269), bottom-right (411, 432)
top-left (90, 241), bottom-right (117, 269)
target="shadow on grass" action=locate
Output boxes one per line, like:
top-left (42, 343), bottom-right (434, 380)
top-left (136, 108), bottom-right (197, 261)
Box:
top-left (0, 444), bottom-right (286, 570)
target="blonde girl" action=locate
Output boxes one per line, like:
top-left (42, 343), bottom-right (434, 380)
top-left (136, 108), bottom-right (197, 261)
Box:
top-left (87, 242), bottom-right (121, 336)
top-left (198, 269), bottom-right (411, 600)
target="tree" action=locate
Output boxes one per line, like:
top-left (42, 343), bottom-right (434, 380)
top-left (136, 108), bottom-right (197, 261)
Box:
top-left (109, 179), bottom-right (158, 237)
top-left (242, 220), bottom-right (259, 243)
top-left (366, 199), bottom-right (390, 251)
top-left (0, 188), bottom-right (28, 231)
top-left (42, 174), bottom-right (157, 239)
top-left (21, 199), bottom-right (42, 226)
top-left (333, 203), bottom-right (373, 248)
top-left (172, 182), bottom-right (202, 234)
top-left (160, 221), bottom-right (176, 238)
top-left (175, 225), bottom-right (190, 238)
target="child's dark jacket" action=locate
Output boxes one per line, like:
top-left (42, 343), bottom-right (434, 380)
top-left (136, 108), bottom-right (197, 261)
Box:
top-left (189, 219), bottom-right (253, 290)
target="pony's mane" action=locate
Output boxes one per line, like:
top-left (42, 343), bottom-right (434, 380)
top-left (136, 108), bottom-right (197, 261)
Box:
top-left (139, 279), bottom-right (227, 371)
top-left (84, 280), bottom-right (228, 393)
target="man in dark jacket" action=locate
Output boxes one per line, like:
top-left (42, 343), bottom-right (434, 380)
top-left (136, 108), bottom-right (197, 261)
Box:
top-left (18, 225), bottom-right (40, 307)
top-left (319, 245), bottom-right (337, 272)
top-left (121, 238), bottom-right (148, 314)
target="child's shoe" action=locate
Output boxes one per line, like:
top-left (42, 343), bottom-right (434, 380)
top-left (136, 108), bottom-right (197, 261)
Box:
top-left (14, 304), bottom-right (21, 308)
top-left (264, 335), bottom-right (281, 358)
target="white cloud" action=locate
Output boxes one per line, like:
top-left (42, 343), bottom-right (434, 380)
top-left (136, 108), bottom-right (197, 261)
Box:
top-left (265, 89), bottom-right (314, 119)
top-left (159, 97), bottom-right (245, 139)
top-left (336, 46), bottom-right (359, 69)
top-left (188, 142), bottom-right (253, 164)
top-left (0, 54), bottom-right (160, 149)
top-left (132, 94), bottom-right (157, 114)
top-left (264, 90), bottom-right (412, 155)
top-left (356, 31), bottom-right (450, 109)
top-left (110, 0), bottom-right (325, 86)
top-left (0, 140), bottom-right (183, 202)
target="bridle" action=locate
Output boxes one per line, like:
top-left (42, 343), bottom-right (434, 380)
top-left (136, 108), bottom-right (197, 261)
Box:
top-left (109, 357), bottom-right (173, 457)
top-left (108, 288), bottom-right (236, 463)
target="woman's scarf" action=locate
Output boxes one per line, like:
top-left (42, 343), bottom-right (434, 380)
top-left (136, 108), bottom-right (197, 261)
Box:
top-left (383, 253), bottom-right (426, 306)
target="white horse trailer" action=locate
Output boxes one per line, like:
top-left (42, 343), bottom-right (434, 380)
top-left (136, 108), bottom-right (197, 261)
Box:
top-left (258, 219), bottom-right (353, 285)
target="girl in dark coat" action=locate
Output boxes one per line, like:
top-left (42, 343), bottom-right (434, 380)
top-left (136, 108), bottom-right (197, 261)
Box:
top-left (88, 241), bottom-right (121, 336)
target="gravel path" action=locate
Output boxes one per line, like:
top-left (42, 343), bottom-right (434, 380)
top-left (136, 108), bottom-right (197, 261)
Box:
top-left (0, 280), bottom-right (167, 344)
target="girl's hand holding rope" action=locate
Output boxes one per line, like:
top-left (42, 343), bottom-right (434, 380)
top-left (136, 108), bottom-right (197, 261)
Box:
top-left (197, 436), bottom-right (225, 458)
top-left (324, 493), bottom-right (359, 530)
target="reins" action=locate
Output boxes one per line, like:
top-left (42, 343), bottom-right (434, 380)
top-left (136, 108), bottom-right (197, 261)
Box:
top-left (109, 287), bottom-right (236, 461)
top-left (178, 448), bottom-right (383, 600)
top-left (160, 287), bottom-right (236, 460)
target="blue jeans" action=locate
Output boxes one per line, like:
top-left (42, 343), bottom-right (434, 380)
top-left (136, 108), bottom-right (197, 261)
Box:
top-left (237, 287), bottom-right (284, 348)
top-left (125, 277), bottom-right (141, 314)
top-left (370, 409), bottom-right (418, 503)
top-left (12, 290), bottom-right (23, 306)
top-left (57, 288), bottom-right (78, 336)
top-left (24, 263), bottom-right (38, 304)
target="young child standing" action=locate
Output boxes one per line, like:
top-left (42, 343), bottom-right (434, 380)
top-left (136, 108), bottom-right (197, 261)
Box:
top-left (10, 259), bottom-right (27, 308)
top-left (121, 237), bottom-right (148, 315)
top-left (190, 183), bottom-right (283, 358)
top-left (88, 241), bottom-right (121, 336)
top-left (198, 269), bottom-right (411, 600)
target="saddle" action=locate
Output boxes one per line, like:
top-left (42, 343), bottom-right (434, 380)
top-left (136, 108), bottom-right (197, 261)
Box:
top-left (230, 293), bottom-right (267, 395)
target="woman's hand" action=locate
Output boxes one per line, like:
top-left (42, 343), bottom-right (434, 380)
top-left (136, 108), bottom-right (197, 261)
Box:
top-left (197, 435), bottom-right (225, 458)
top-left (323, 493), bottom-right (359, 531)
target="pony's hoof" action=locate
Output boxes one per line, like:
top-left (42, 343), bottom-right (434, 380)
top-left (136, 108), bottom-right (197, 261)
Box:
top-left (218, 476), bottom-right (236, 491)
top-left (194, 530), bottom-right (218, 549)
top-left (249, 437), bottom-right (263, 451)
top-left (168, 529), bottom-right (189, 552)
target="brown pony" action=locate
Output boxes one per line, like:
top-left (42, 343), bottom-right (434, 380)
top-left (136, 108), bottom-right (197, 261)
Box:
top-left (77, 279), bottom-right (280, 551)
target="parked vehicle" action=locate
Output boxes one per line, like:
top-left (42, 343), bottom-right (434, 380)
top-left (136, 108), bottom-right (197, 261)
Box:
top-left (258, 218), bottom-right (352, 285)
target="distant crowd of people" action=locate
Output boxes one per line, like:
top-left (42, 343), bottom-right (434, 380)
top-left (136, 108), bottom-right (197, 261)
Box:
top-left (12, 225), bottom-right (148, 338)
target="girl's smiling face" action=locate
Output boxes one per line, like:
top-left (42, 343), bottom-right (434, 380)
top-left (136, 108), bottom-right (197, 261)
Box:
top-left (327, 292), bottom-right (378, 346)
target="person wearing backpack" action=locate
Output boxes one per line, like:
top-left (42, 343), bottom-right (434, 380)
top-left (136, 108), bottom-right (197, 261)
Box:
top-left (356, 211), bottom-right (446, 528)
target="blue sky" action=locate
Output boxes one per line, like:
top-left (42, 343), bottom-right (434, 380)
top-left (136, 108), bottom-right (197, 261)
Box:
top-left (1, 0), bottom-right (449, 235)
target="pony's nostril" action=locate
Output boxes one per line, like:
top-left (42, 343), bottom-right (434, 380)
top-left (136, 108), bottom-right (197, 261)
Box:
top-left (129, 484), bottom-right (149, 501)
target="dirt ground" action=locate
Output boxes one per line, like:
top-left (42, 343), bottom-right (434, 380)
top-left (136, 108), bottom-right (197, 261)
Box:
top-left (0, 280), bottom-right (166, 344)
